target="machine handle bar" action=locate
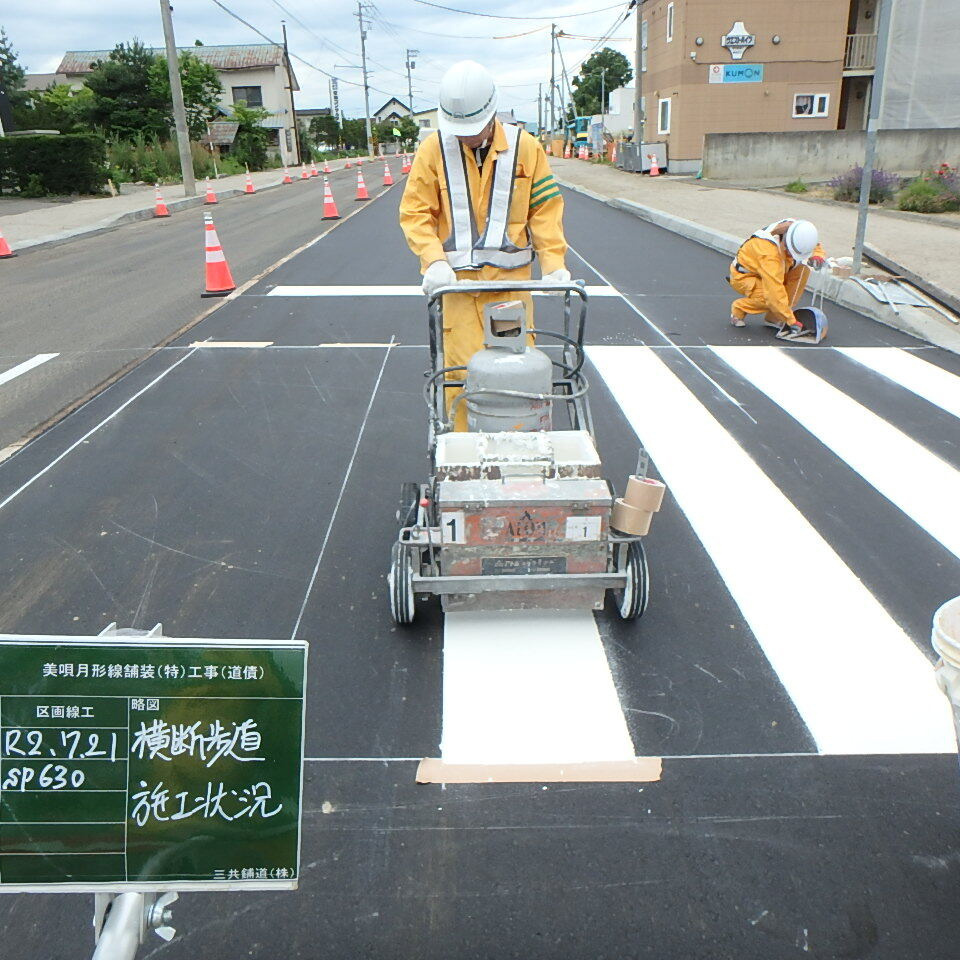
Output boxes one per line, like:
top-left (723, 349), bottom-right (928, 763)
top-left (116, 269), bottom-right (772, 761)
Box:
top-left (427, 279), bottom-right (588, 308)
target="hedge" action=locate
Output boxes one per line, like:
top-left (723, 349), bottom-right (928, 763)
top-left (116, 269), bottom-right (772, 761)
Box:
top-left (0, 133), bottom-right (108, 196)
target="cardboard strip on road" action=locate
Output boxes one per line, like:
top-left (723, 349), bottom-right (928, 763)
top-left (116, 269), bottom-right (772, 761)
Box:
top-left (416, 757), bottom-right (662, 784)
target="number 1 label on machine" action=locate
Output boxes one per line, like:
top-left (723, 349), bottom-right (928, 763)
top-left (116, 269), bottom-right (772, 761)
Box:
top-left (440, 511), bottom-right (466, 544)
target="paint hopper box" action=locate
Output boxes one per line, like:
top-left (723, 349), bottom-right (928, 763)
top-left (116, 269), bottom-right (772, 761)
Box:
top-left (435, 430), bottom-right (602, 480)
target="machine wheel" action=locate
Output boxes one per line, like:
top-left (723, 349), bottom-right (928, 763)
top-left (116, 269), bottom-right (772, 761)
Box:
top-left (397, 482), bottom-right (421, 529)
top-left (389, 541), bottom-right (416, 625)
top-left (614, 539), bottom-right (649, 621)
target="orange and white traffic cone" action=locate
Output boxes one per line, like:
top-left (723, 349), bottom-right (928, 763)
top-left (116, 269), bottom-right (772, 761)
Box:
top-left (0, 223), bottom-right (16, 259)
top-left (310, 159), bottom-right (319, 177)
top-left (401, 153), bottom-right (411, 174)
top-left (204, 177), bottom-right (218, 204)
top-left (153, 183), bottom-right (170, 217)
top-left (201, 212), bottom-right (236, 298)
top-left (300, 163), bottom-right (309, 180)
top-left (383, 162), bottom-right (394, 186)
top-left (611, 142), bottom-right (618, 164)
top-left (355, 168), bottom-right (369, 201)
top-left (282, 165), bottom-right (293, 184)
top-left (321, 177), bottom-right (340, 220)
top-left (563, 142), bottom-right (570, 159)
top-left (345, 158), bottom-right (352, 169)
top-left (244, 167), bottom-right (255, 194)
top-left (647, 154), bottom-right (660, 177)
top-left (323, 159), bottom-right (332, 174)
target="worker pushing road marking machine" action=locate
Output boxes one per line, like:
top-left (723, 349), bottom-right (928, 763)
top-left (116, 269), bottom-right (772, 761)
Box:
top-left (388, 279), bottom-right (666, 624)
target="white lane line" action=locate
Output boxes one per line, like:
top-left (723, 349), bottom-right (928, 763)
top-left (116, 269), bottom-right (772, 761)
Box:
top-left (190, 341), bottom-right (273, 348)
top-left (589, 345), bottom-right (955, 755)
top-left (441, 610), bottom-right (636, 764)
top-left (838, 347), bottom-right (960, 420)
top-left (289, 339), bottom-right (395, 641)
top-left (265, 284), bottom-right (621, 297)
top-left (0, 353), bottom-right (59, 387)
top-left (713, 345), bottom-right (960, 561)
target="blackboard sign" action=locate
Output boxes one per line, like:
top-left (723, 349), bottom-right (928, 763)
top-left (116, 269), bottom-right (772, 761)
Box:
top-left (0, 635), bottom-right (307, 892)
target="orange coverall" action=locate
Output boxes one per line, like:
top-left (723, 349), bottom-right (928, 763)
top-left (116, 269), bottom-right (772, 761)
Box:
top-left (399, 120), bottom-right (567, 430)
top-left (729, 234), bottom-right (827, 326)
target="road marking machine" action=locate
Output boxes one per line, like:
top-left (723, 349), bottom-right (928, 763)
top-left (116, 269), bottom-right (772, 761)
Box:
top-left (388, 280), bottom-right (666, 624)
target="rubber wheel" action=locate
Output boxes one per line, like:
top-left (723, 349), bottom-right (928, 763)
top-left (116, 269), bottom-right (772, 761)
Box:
top-left (388, 541), bottom-right (416, 625)
top-left (397, 482), bottom-right (420, 529)
top-left (614, 539), bottom-right (649, 621)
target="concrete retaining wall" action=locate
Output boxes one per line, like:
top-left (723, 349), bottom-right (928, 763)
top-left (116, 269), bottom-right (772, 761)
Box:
top-left (701, 128), bottom-right (960, 182)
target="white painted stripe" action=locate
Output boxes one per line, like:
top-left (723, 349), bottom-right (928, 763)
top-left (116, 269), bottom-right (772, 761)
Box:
top-left (190, 341), bottom-right (274, 348)
top-left (714, 345), bottom-right (960, 561)
top-left (0, 353), bottom-right (59, 387)
top-left (838, 347), bottom-right (960, 420)
top-left (589, 345), bottom-right (955, 755)
top-left (442, 610), bottom-right (636, 764)
top-left (265, 284), bottom-right (620, 298)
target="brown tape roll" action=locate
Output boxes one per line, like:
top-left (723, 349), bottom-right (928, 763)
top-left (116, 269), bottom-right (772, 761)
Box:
top-left (611, 498), bottom-right (652, 536)
top-left (624, 476), bottom-right (666, 512)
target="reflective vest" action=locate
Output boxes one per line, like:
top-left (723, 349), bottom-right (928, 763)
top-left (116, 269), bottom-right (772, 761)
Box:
top-left (439, 122), bottom-right (534, 271)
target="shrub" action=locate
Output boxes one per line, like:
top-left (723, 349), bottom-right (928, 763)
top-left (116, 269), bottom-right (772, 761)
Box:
top-left (0, 133), bottom-right (108, 195)
top-left (106, 133), bottom-right (220, 184)
top-left (898, 176), bottom-right (960, 214)
top-left (829, 165), bottom-right (899, 204)
top-left (784, 178), bottom-right (808, 193)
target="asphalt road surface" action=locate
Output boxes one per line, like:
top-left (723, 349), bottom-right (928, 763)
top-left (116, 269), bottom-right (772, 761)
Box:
top-left (1, 180), bottom-right (959, 959)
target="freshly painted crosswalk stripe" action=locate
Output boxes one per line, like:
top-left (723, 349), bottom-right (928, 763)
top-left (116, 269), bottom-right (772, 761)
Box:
top-left (265, 284), bottom-right (621, 297)
top-left (713, 345), bottom-right (960, 561)
top-left (441, 610), bottom-right (636, 764)
top-left (0, 353), bottom-right (59, 387)
top-left (589, 345), bottom-right (955, 755)
top-left (838, 347), bottom-right (960, 420)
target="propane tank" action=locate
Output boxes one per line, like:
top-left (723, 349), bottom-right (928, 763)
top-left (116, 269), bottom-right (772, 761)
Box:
top-left (464, 300), bottom-right (553, 432)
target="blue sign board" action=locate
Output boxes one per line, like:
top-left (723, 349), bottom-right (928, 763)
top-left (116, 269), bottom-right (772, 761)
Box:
top-left (723, 63), bottom-right (763, 83)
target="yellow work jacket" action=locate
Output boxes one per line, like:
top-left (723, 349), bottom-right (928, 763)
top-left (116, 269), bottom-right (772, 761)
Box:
top-left (734, 234), bottom-right (827, 324)
top-left (399, 120), bottom-right (567, 276)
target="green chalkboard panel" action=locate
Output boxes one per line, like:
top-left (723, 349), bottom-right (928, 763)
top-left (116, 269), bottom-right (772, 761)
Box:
top-left (0, 635), bottom-right (307, 892)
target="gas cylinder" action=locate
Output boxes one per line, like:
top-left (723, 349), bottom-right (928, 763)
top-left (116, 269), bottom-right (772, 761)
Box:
top-left (464, 300), bottom-right (553, 432)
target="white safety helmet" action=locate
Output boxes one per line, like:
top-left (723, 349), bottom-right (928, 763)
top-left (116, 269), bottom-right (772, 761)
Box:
top-left (438, 60), bottom-right (498, 137)
top-left (783, 219), bottom-right (819, 262)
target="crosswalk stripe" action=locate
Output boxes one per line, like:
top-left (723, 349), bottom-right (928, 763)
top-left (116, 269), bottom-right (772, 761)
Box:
top-left (837, 347), bottom-right (960, 420)
top-left (713, 346), bottom-right (960, 561)
top-left (0, 353), bottom-right (59, 388)
top-left (442, 610), bottom-right (636, 764)
top-left (589, 345), bottom-right (955, 755)
top-left (264, 285), bottom-right (621, 297)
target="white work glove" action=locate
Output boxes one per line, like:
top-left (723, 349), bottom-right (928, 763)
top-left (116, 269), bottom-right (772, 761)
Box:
top-left (422, 259), bottom-right (457, 297)
top-left (543, 268), bottom-right (571, 284)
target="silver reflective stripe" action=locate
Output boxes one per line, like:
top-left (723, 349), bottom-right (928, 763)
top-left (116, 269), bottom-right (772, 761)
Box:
top-left (439, 124), bottom-right (534, 272)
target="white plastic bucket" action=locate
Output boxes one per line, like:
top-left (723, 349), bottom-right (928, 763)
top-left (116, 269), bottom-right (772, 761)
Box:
top-left (932, 596), bottom-right (960, 741)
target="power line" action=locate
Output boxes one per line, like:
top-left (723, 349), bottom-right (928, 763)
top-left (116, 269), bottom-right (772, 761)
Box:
top-left (409, 0), bottom-right (628, 21)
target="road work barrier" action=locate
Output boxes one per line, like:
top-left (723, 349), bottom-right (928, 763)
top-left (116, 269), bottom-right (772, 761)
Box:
top-left (933, 596), bottom-right (960, 749)
top-left (0, 223), bottom-right (15, 258)
top-left (153, 184), bottom-right (170, 218)
top-left (201, 212), bottom-right (236, 298)
top-left (322, 177), bottom-right (341, 220)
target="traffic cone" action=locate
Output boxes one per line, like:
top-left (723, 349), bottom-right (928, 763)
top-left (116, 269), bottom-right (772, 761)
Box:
top-left (321, 177), bottom-right (340, 220)
top-left (383, 162), bottom-right (394, 186)
top-left (0, 223), bottom-right (16, 258)
top-left (345, 158), bottom-right (352, 169)
top-left (310, 159), bottom-right (319, 177)
top-left (563, 142), bottom-right (571, 159)
top-left (300, 163), bottom-right (309, 180)
top-left (611, 142), bottom-right (618, 164)
top-left (204, 177), bottom-right (218, 204)
top-left (323, 159), bottom-right (332, 174)
top-left (355, 168), bottom-right (369, 201)
top-left (282, 165), bottom-right (293, 185)
top-left (401, 153), bottom-right (411, 174)
top-left (153, 184), bottom-right (170, 217)
top-left (647, 154), bottom-right (660, 177)
top-left (244, 167), bottom-right (255, 194)
top-left (201, 212), bottom-right (236, 298)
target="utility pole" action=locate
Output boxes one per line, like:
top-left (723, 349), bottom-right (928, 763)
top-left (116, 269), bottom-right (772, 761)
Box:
top-left (405, 48), bottom-right (418, 116)
top-left (158, 0), bottom-right (195, 196)
top-left (852, 0), bottom-right (892, 274)
top-left (600, 66), bottom-right (606, 143)
top-left (281, 22), bottom-right (301, 165)
top-left (537, 83), bottom-right (543, 138)
top-left (632, 0), bottom-right (644, 144)
top-left (549, 24), bottom-right (556, 138)
top-left (356, 2), bottom-right (373, 156)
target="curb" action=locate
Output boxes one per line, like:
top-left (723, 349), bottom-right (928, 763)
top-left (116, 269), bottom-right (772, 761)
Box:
top-left (559, 179), bottom-right (960, 356)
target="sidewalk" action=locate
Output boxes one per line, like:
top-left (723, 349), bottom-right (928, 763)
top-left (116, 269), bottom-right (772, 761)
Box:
top-left (551, 157), bottom-right (960, 352)
top-left (0, 159), bottom-right (361, 250)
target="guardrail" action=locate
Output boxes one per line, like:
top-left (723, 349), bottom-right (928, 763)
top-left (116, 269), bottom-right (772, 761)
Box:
top-left (845, 33), bottom-right (877, 70)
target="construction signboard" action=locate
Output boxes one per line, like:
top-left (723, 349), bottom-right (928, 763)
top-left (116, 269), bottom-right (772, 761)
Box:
top-left (202, 122), bottom-right (240, 145)
top-left (0, 635), bottom-right (307, 892)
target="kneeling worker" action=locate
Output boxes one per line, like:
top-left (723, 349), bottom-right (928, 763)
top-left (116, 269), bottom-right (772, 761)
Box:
top-left (399, 60), bottom-right (569, 430)
top-left (729, 219), bottom-right (826, 340)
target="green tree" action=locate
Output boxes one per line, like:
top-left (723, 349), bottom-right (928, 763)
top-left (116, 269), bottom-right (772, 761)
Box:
top-left (85, 40), bottom-right (168, 139)
top-left (341, 117), bottom-right (368, 151)
top-left (1, 26), bottom-right (30, 123)
top-left (571, 47), bottom-right (632, 117)
top-left (308, 113), bottom-right (340, 147)
top-left (24, 83), bottom-right (94, 134)
top-left (149, 51), bottom-right (223, 140)
top-left (229, 100), bottom-right (269, 170)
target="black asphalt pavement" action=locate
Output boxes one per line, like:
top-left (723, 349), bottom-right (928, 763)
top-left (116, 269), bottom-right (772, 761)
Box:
top-left (0, 182), bottom-right (959, 959)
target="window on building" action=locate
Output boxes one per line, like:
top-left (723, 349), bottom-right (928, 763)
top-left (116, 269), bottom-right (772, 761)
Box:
top-left (641, 19), bottom-right (648, 71)
top-left (419, 118), bottom-right (431, 127)
top-left (666, 3), bottom-right (674, 42)
top-left (793, 93), bottom-right (830, 118)
top-left (232, 86), bottom-right (263, 108)
top-left (658, 97), bottom-right (671, 134)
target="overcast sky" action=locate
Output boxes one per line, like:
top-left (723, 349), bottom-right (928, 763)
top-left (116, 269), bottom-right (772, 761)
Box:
top-left (3, 0), bottom-right (636, 121)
